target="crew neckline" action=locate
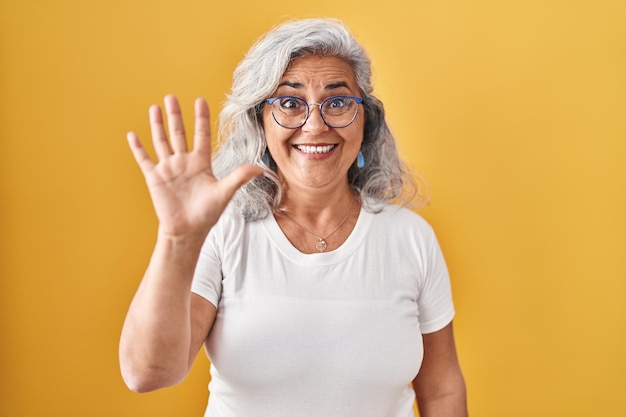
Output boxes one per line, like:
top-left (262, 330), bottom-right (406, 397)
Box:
top-left (261, 206), bottom-right (373, 266)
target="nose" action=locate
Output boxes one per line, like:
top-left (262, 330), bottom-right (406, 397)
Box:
top-left (302, 104), bottom-right (329, 133)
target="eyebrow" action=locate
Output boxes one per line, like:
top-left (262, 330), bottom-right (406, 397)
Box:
top-left (277, 81), bottom-right (351, 90)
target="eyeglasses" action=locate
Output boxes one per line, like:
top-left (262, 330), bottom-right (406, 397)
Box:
top-left (265, 95), bottom-right (363, 129)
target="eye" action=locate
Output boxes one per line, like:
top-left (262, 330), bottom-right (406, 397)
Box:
top-left (278, 97), bottom-right (305, 111)
top-left (327, 97), bottom-right (349, 109)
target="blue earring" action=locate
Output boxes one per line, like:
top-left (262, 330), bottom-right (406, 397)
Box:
top-left (357, 151), bottom-right (365, 169)
top-left (262, 151), bottom-right (270, 166)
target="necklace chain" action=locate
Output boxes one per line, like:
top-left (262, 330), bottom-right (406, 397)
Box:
top-left (280, 198), bottom-right (358, 252)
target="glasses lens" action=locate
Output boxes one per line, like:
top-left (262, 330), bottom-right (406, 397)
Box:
top-left (268, 96), bottom-right (360, 129)
top-left (321, 96), bottom-right (359, 128)
top-left (270, 97), bottom-right (308, 128)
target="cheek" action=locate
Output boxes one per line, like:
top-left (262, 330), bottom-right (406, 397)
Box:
top-left (263, 112), bottom-right (289, 151)
top-left (262, 110), bottom-right (277, 144)
top-left (351, 117), bottom-right (366, 146)
top-left (262, 106), bottom-right (273, 127)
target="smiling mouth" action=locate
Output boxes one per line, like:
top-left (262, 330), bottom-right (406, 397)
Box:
top-left (294, 144), bottom-right (337, 154)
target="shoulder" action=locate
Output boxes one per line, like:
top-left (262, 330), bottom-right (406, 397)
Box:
top-left (363, 203), bottom-right (440, 255)
top-left (207, 207), bottom-right (268, 246)
top-left (215, 205), bottom-right (267, 229)
top-left (369, 203), bottom-right (434, 233)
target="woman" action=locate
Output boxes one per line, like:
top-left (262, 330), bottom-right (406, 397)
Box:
top-left (120, 18), bottom-right (468, 417)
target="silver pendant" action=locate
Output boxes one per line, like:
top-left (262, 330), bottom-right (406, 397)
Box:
top-left (316, 238), bottom-right (327, 252)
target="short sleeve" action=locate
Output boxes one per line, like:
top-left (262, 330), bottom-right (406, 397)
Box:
top-left (417, 229), bottom-right (455, 334)
top-left (191, 226), bottom-right (223, 309)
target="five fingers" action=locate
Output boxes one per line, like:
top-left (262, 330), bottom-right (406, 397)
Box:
top-left (126, 95), bottom-right (264, 219)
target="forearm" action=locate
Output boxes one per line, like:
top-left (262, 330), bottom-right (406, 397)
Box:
top-left (119, 232), bottom-right (206, 392)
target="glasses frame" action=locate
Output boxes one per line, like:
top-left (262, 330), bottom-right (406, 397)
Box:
top-left (265, 95), bottom-right (364, 129)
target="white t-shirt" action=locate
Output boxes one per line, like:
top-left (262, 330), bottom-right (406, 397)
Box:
top-left (191, 204), bottom-right (455, 417)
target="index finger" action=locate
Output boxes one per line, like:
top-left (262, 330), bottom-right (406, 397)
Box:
top-left (193, 97), bottom-right (212, 157)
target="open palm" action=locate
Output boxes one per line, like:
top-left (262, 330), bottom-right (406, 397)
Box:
top-left (127, 95), bottom-right (263, 238)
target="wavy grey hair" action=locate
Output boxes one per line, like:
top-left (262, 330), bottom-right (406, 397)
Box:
top-left (212, 18), bottom-right (425, 221)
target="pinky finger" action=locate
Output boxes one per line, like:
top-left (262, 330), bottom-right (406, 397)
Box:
top-left (127, 132), bottom-right (156, 175)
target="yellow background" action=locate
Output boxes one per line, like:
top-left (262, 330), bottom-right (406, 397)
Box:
top-left (1, 0), bottom-right (625, 416)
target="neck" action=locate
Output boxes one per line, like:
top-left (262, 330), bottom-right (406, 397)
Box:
top-left (278, 183), bottom-right (357, 222)
top-left (274, 186), bottom-right (360, 253)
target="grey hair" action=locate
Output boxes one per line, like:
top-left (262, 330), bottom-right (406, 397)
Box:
top-left (212, 18), bottom-right (426, 221)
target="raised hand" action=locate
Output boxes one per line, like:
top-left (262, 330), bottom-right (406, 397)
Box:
top-left (127, 95), bottom-right (263, 239)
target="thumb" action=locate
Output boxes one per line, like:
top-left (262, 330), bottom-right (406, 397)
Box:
top-left (217, 164), bottom-right (265, 201)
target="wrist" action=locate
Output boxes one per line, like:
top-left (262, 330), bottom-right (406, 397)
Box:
top-left (156, 226), bottom-right (209, 248)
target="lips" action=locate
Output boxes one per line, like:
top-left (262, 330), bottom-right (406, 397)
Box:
top-left (293, 144), bottom-right (337, 154)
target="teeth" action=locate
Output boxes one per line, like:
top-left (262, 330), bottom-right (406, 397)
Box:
top-left (295, 145), bottom-right (335, 154)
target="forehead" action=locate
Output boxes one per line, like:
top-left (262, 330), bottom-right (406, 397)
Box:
top-left (280, 55), bottom-right (358, 88)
